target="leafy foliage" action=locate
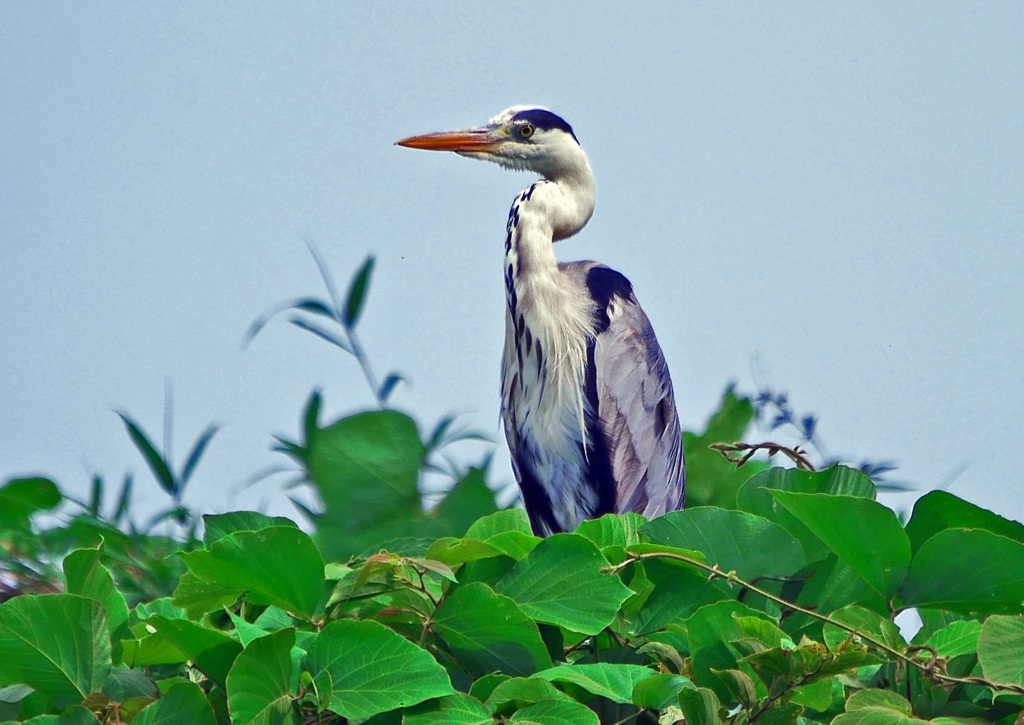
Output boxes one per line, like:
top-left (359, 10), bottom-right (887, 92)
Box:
top-left (2, 257), bottom-right (1023, 724)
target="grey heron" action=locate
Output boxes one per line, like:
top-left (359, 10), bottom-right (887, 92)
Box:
top-left (397, 106), bottom-right (684, 535)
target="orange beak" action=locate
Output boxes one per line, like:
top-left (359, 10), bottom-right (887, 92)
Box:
top-left (395, 127), bottom-right (504, 153)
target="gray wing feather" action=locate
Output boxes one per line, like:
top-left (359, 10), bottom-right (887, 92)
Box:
top-left (563, 261), bottom-right (685, 519)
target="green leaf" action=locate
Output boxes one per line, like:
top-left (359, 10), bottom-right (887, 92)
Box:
top-left (0, 477), bottom-right (61, 529)
top-left (769, 491), bottom-right (910, 598)
top-left (171, 570), bottom-right (241, 619)
top-left (117, 413), bottom-right (177, 496)
top-left (686, 601), bottom-right (767, 701)
top-left (305, 619), bottom-right (453, 721)
top-left (13, 707), bottom-right (101, 724)
top-left (532, 663), bottom-right (656, 704)
top-left (102, 667), bottom-right (158, 702)
top-left (344, 255), bottom-right (374, 327)
top-left (831, 706), bottom-right (928, 725)
top-left (203, 512), bottom-right (298, 545)
top-left (682, 387), bottom-right (763, 508)
top-left (574, 513), bottom-right (647, 548)
top-left (641, 508), bottom-right (805, 580)
top-left (466, 508), bottom-right (533, 539)
top-left (789, 677), bottom-right (833, 711)
top-left (426, 537), bottom-right (504, 568)
top-left (434, 582), bottom-right (552, 676)
top-left (226, 629), bottom-right (298, 725)
top-left (180, 526), bottom-right (325, 620)
top-left (404, 692), bottom-right (492, 725)
top-left (978, 615), bottom-right (1024, 686)
top-left (845, 689), bottom-right (912, 714)
top-left (904, 490), bottom-right (1024, 553)
top-left (484, 677), bottom-right (571, 715)
top-left (134, 681), bottom-right (217, 725)
top-left (678, 686), bottom-right (725, 725)
top-left (63, 546), bottom-right (130, 646)
top-left (822, 605), bottom-right (904, 651)
top-left (737, 466), bottom-right (875, 562)
top-left (925, 620), bottom-right (981, 659)
top-left (495, 534), bottom-right (633, 634)
top-left (146, 617), bottom-right (241, 687)
top-left (0, 594), bottom-right (111, 708)
top-left (309, 410), bottom-right (425, 560)
top-left (429, 467), bottom-right (500, 538)
top-left (900, 529), bottom-right (1024, 615)
top-left (508, 698), bottom-right (600, 725)
top-left (630, 673), bottom-right (692, 709)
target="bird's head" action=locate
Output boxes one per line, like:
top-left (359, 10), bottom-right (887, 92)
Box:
top-left (396, 106), bottom-right (587, 181)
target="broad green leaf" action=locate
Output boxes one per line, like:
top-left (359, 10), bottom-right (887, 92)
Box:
top-left (904, 490), bottom-right (1024, 553)
top-left (978, 615), bottom-right (1024, 686)
top-left (822, 606), bottom-right (904, 651)
top-left (900, 529), bottom-right (1024, 614)
top-left (309, 410), bottom-right (425, 560)
top-left (712, 668), bottom-right (757, 710)
top-left (0, 594), bottom-right (111, 708)
top-left (683, 388), bottom-right (762, 508)
top-left (485, 677), bottom-right (571, 715)
top-left (305, 619), bottom-right (453, 720)
top-left (466, 508), bottom-right (533, 539)
top-left (630, 673), bottom-right (692, 709)
top-left (226, 629), bottom-right (298, 725)
top-left (134, 681), bottom-right (217, 725)
top-left (63, 546), bottom-right (130, 645)
top-left (770, 491), bottom-right (910, 598)
top-left (0, 477), bottom-right (61, 529)
top-left (102, 667), bottom-right (158, 702)
top-left (632, 562), bottom-right (730, 634)
top-left (147, 617), bottom-right (241, 687)
top-left (789, 677), bottom-right (833, 711)
top-left (532, 663), bottom-right (656, 704)
top-left (434, 583), bottom-right (552, 676)
top-left (832, 706), bottom-right (928, 725)
top-left (737, 466), bottom-right (875, 562)
top-left (686, 601), bottom-right (768, 702)
top-left (678, 686), bottom-right (725, 725)
top-left (404, 692), bottom-right (492, 725)
top-left (486, 531), bottom-right (541, 560)
top-left (171, 571), bottom-right (240, 619)
top-left (641, 508), bottom-right (805, 580)
top-left (13, 707), bottom-right (100, 725)
top-left (181, 526), bottom-right (324, 620)
top-left (203, 512), bottom-right (298, 545)
top-left (495, 534), bottom-right (633, 634)
top-left (120, 634), bottom-right (187, 667)
top-left (425, 537), bottom-right (504, 568)
top-left (925, 620), bottom-right (981, 659)
top-left (428, 467), bottom-right (500, 538)
top-left (508, 698), bottom-right (600, 725)
top-left (845, 689), bottom-right (912, 714)
top-left (575, 513), bottom-right (647, 548)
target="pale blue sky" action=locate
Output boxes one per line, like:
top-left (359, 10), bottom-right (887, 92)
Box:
top-left (2, 3), bottom-right (1022, 525)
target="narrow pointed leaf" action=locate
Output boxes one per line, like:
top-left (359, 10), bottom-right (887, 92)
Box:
top-left (117, 413), bottom-right (177, 495)
top-left (226, 628), bottom-right (298, 725)
top-left (344, 256), bottom-right (375, 327)
top-left (305, 619), bottom-right (453, 720)
top-left (180, 424), bottom-right (219, 486)
top-left (495, 534), bottom-right (633, 634)
top-left (134, 681), bottom-right (217, 725)
top-left (0, 594), bottom-right (111, 708)
top-left (287, 317), bottom-right (353, 353)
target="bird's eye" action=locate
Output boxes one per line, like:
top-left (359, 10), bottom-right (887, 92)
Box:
top-left (518, 124), bottom-right (535, 139)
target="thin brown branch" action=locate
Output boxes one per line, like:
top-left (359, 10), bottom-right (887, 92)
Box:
top-left (709, 442), bottom-right (817, 471)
